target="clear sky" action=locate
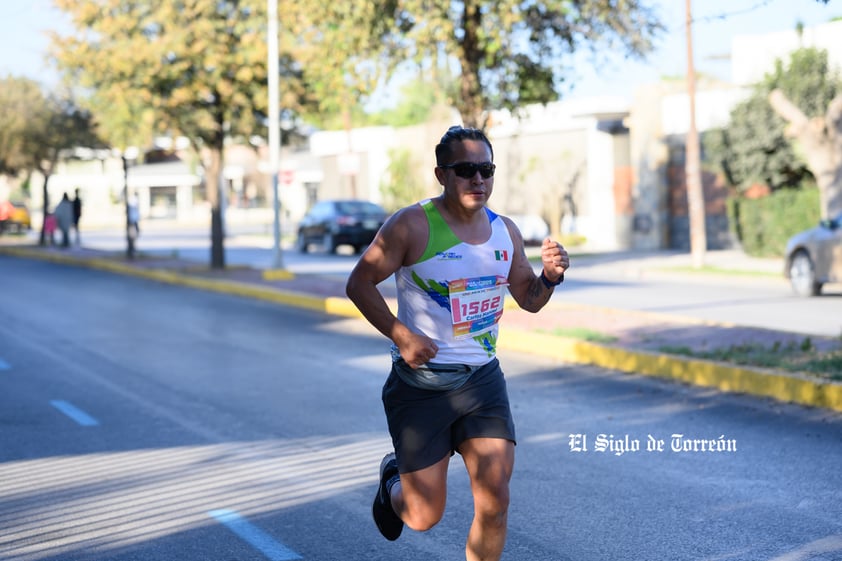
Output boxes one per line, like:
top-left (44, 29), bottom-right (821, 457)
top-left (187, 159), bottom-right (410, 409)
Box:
top-left (1, 0), bottom-right (839, 101)
top-left (0, 0), bottom-right (70, 86)
top-left (566, 0), bottom-right (840, 100)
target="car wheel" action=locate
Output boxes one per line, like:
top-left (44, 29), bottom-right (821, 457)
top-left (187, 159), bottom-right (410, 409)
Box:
top-left (789, 250), bottom-right (821, 297)
top-left (296, 232), bottom-right (309, 253)
top-left (323, 233), bottom-right (337, 254)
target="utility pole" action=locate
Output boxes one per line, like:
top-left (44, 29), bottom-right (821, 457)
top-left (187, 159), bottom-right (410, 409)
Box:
top-left (685, 0), bottom-right (707, 267)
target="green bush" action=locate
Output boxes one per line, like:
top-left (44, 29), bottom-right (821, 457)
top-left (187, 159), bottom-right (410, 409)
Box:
top-left (704, 48), bottom-right (840, 194)
top-left (729, 187), bottom-right (820, 257)
top-left (379, 148), bottom-right (427, 212)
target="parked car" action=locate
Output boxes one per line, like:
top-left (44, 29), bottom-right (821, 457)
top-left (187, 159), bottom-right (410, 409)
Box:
top-left (0, 201), bottom-right (31, 234)
top-left (296, 199), bottom-right (388, 254)
top-left (509, 214), bottom-right (549, 246)
top-left (784, 211), bottom-right (842, 296)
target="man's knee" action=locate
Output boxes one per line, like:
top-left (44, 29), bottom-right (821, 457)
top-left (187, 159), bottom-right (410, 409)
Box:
top-left (399, 489), bottom-right (446, 532)
top-left (476, 478), bottom-right (510, 519)
top-left (393, 455), bottom-right (450, 532)
top-left (403, 505), bottom-right (444, 532)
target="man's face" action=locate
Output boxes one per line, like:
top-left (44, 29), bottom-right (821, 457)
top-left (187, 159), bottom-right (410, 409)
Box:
top-left (436, 139), bottom-right (495, 211)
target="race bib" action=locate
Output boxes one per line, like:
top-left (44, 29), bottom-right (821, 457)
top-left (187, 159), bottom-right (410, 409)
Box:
top-left (449, 275), bottom-right (508, 339)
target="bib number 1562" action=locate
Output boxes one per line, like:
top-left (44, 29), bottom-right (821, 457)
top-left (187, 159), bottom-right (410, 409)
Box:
top-left (451, 293), bottom-right (502, 323)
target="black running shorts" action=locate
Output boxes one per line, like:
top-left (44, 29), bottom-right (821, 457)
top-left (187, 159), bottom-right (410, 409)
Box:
top-left (381, 357), bottom-right (516, 473)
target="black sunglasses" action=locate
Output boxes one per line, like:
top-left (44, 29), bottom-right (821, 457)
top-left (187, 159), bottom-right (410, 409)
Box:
top-left (439, 161), bottom-right (496, 179)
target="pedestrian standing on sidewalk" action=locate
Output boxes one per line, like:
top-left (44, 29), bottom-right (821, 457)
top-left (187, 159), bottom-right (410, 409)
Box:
top-left (345, 125), bottom-right (569, 560)
top-left (53, 193), bottom-right (74, 249)
top-left (44, 213), bottom-right (57, 245)
top-left (72, 188), bottom-right (83, 246)
top-left (127, 191), bottom-right (140, 239)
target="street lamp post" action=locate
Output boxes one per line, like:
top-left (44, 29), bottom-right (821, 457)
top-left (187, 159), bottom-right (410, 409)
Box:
top-left (268, 0), bottom-right (284, 269)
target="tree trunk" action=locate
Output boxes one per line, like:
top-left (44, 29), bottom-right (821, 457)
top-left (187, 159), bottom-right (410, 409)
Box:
top-left (769, 89), bottom-right (842, 219)
top-left (123, 156), bottom-right (136, 260)
top-left (457, 0), bottom-right (485, 129)
top-left (39, 173), bottom-right (51, 246)
top-left (206, 147), bottom-right (226, 269)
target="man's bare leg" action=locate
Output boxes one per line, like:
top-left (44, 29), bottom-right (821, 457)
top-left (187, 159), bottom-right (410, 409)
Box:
top-left (459, 438), bottom-right (515, 561)
top-left (390, 453), bottom-right (451, 531)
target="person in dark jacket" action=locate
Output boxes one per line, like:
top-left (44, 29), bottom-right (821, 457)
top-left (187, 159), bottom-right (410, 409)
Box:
top-left (72, 188), bottom-right (83, 246)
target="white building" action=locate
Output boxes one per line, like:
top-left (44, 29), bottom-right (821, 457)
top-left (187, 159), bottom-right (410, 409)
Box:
top-left (731, 19), bottom-right (842, 86)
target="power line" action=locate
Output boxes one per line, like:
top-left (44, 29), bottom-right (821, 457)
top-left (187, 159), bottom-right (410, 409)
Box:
top-left (691, 0), bottom-right (775, 25)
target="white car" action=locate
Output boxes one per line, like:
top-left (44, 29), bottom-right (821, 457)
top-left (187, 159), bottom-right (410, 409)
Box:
top-left (784, 211), bottom-right (842, 296)
top-left (508, 214), bottom-right (549, 246)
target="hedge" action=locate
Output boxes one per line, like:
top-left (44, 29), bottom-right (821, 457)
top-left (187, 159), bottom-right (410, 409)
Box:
top-left (728, 187), bottom-right (821, 257)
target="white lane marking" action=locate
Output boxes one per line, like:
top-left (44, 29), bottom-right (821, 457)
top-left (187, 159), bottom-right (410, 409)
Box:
top-left (208, 509), bottom-right (302, 560)
top-left (50, 400), bottom-right (100, 427)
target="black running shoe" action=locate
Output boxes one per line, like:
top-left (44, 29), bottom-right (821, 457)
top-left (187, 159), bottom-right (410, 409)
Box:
top-left (372, 452), bottom-right (403, 541)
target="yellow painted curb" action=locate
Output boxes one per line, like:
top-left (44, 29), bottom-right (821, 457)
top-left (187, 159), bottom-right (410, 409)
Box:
top-left (263, 269), bottom-right (296, 281)
top-left (324, 297), bottom-right (365, 318)
top-left (5, 245), bottom-right (840, 413)
top-left (499, 328), bottom-right (842, 412)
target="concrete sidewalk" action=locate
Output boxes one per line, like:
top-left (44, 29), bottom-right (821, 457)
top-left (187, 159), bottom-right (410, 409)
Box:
top-left (2, 242), bottom-right (841, 413)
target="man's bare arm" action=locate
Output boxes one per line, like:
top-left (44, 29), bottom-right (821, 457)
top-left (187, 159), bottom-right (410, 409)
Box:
top-left (345, 209), bottom-right (439, 368)
top-left (504, 219), bottom-right (569, 313)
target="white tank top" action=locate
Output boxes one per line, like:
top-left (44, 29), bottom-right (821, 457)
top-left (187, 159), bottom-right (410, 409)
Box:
top-left (391, 199), bottom-right (514, 366)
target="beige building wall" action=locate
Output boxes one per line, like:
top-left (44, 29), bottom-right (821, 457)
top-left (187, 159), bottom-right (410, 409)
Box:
top-left (304, 101), bottom-right (631, 251)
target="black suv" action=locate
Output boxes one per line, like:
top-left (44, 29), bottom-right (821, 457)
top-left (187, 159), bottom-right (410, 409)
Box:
top-left (296, 200), bottom-right (388, 254)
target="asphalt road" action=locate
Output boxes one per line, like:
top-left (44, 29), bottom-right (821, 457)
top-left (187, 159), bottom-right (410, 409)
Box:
top-left (565, 257), bottom-right (842, 338)
top-left (77, 223), bottom-right (842, 337)
top-left (1, 257), bottom-right (841, 560)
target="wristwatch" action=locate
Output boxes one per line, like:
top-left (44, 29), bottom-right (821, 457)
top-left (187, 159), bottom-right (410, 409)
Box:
top-left (540, 270), bottom-right (564, 289)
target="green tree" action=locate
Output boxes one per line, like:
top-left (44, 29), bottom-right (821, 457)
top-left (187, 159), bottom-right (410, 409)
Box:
top-left (0, 76), bottom-right (43, 177)
top-left (291, 2), bottom-right (396, 127)
top-left (367, 0), bottom-right (663, 129)
top-left (704, 48), bottom-right (841, 194)
top-left (367, 74), bottom-right (457, 127)
top-left (289, 0), bottom-right (662, 131)
top-left (50, 0), bottom-right (308, 269)
top-left (19, 94), bottom-right (102, 245)
top-left (380, 147), bottom-right (428, 211)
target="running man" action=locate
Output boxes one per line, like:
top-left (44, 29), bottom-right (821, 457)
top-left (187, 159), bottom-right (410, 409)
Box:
top-left (346, 125), bottom-right (569, 560)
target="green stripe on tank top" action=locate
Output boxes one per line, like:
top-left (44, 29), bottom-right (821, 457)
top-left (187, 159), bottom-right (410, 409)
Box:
top-left (417, 199), bottom-right (462, 263)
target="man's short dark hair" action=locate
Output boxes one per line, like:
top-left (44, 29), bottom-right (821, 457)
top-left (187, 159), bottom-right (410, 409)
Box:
top-left (435, 126), bottom-right (494, 165)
